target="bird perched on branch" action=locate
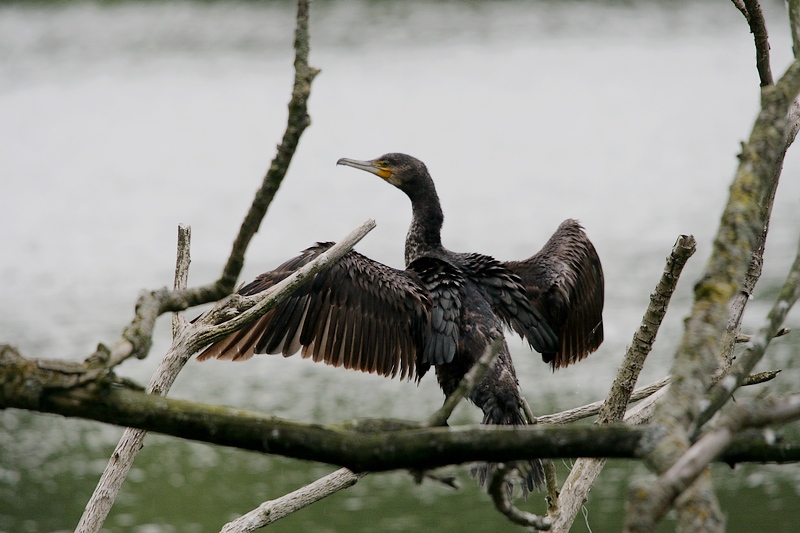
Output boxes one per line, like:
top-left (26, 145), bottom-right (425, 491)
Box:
top-left (198, 153), bottom-right (604, 491)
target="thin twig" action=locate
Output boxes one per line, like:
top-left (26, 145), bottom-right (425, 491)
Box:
top-left (74, 220), bottom-right (373, 533)
top-left (537, 376), bottom-right (670, 426)
top-left (83, 0), bottom-right (320, 369)
top-left (219, 468), bottom-right (365, 533)
top-left (76, 223), bottom-right (195, 532)
top-left (695, 238), bottom-right (800, 433)
top-left (629, 394), bottom-right (800, 529)
top-left (427, 336), bottom-right (504, 426)
top-left (488, 464), bottom-right (552, 530)
top-left (742, 0), bottom-right (774, 86)
top-left (735, 328), bottom-right (789, 343)
top-left (550, 235), bottom-right (694, 532)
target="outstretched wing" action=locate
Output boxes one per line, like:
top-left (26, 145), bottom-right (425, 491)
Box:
top-left (458, 252), bottom-right (558, 355)
top-left (407, 257), bottom-right (465, 366)
top-left (197, 243), bottom-right (432, 381)
top-left (503, 219), bottom-right (604, 369)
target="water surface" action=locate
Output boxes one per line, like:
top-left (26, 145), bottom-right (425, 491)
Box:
top-left (1, 1), bottom-right (799, 531)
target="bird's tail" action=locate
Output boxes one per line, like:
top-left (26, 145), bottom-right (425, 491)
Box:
top-left (470, 395), bottom-right (546, 496)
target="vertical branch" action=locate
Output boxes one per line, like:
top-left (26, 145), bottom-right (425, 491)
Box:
top-left (695, 238), bottom-right (800, 432)
top-left (75, 2), bottom-right (318, 531)
top-left (625, 54), bottom-right (800, 533)
top-left (597, 235), bottom-right (696, 424)
top-left (76, 225), bottom-right (195, 533)
top-left (549, 235), bottom-right (695, 533)
top-left (742, 0), bottom-right (774, 86)
top-left (215, 0), bottom-right (319, 295)
top-left (172, 224), bottom-right (191, 336)
top-left (90, 0), bottom-right (320, 369)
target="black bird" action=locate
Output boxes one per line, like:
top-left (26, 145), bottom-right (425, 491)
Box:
top-left (198, 153), bottom-right (604, 490)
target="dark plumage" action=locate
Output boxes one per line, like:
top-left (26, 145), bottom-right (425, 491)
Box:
top-left (198, 153), bottom-right (604, 490)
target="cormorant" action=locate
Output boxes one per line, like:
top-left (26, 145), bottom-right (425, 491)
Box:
top-left (198, 153), bottom-right (604, 490)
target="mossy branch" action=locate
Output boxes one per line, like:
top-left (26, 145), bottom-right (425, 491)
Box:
top-left (2, 347), bottom-right (799, 471)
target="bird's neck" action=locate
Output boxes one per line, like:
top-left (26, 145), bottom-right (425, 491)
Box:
top-left (404, 185), bottom-right (444, 265)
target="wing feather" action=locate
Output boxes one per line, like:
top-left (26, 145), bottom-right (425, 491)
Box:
top-left (196, 243), bottom-right (432, 380)
top-left (504, 219), bottom-right (605, 369)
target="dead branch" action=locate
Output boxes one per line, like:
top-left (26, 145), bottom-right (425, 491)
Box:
top-left (628, 394), bottom-right (800, 529)
top-left (81, 0), bottom-right (319, 370)
top-left (489, 464), bottom-right (552, 530)
top-left (427, 337), bottom-right (504, 426)
top-left (625, 37), bottom-right (800, 533)
top-left (77, 225), bottom-right (194, 533)
top-left (220, 468), bottom-right (365, 533)
top-left (695, 238), bottom-right (800, 433)
top-left (549, 234), bottom-right (695, 532)
top-left (73, 219), bottom-right (374, 533)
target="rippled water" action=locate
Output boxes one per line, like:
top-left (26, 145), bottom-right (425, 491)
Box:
top-left (1, 1), bottom-right (799, 531)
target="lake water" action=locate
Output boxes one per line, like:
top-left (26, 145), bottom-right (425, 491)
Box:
top-left (1, 1), bottom-right (799, 532)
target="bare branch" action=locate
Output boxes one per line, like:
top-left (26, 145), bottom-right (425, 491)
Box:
top-left (735, 327), bottom-right (789, 343)
top-left (695, 238), bottom-right (800, 432)
top-left (600, 235), bottom-right (695, 424)
top-left (220, 468), bottom-right (365, 533)
top-left (172, 224), bottom-right (192, 336)
top-left (626, 54), bottom-right (800, 533)
top-left (77, 225), bottom-right (194, 533)
top-left (427, 336), bottom-right (504, 426)
top-left (550, 235), bottom-right (694, 531)
top-left (741, 0), bottom-right (774, 86)
top-left (488, 464), bottom-right (552, 530)
top-left (84, 0), bottom-right (320, 369)
top-left (627, 394), bottom-right (800, 529)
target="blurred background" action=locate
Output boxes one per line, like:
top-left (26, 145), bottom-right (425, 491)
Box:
top-left (1, 0), bottom-right (799, 531)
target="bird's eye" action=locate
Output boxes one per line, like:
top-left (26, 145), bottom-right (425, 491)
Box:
top-left (380, 161), bottom-right (389, 168)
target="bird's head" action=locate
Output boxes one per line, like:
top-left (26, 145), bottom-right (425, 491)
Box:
top-left (337, 153), bottom-right (431, 195)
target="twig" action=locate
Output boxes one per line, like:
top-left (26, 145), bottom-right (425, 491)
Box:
top-left (219, 468), bottom-right (365, 533)
top-left (550, 235), bottom-right (694, 532)
top-left (83, 0), bottom-right (320, 369)
top-left (694, 238), bottom-right (800, 433)
top-left (742, 369), bottom-right (781, 386)
top-left (537, 377), bottom-right (669, 426)
top-left (172, 224), bottom-right (191, 336)
top-left (735, 328), bottom-right (789, 343)
top-left (628, 394), bottom-right (800, 529)
top-left (741, 0), bottom-right (774, 86)
top-left (625, 51), bottom-right (800, 533)
top-left (520, 397), bottom-right (559, 510)
top-left (74, 220), bottom-right (373, 533)
top-left (427, 336), bottom-right (504, 426)
top-left (76, 224), bottom-right (194, 533)
top-left (488, 463), bottom-right (552, 531)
